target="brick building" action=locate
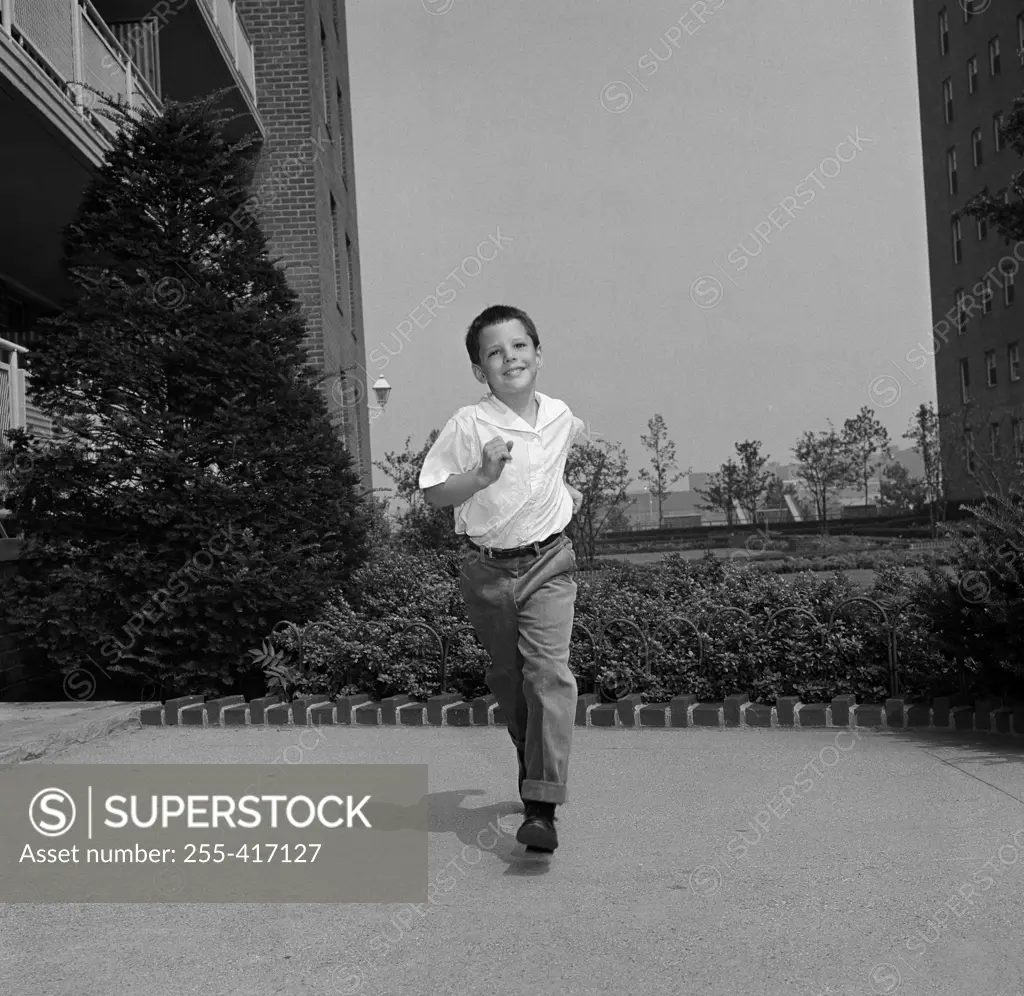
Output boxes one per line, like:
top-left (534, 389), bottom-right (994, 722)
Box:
top-left (912, 2), bottom-right (1024, 500)
top-left (236, 0), bottom-right (369, 486)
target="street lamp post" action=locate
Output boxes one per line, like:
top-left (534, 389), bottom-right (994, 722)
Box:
top-left (368, 376), bottom-right (391, 411)
top-left (338, 365), bottom-right (392, 411)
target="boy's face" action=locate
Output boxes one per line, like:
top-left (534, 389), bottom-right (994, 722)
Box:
top-left (472, 319), bottom-right (543, 399)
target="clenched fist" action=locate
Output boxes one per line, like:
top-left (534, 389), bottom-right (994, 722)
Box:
top-left (479, 438), bottom-right (514, 486)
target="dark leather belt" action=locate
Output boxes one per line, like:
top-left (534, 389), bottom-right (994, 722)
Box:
top-left (466, 530), bottom-right (564, 560)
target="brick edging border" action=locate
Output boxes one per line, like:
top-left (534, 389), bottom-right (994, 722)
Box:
top-left (138, 692), bottom-right (1024, 738)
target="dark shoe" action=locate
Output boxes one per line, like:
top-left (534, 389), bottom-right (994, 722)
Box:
top-left (516, 801), bottom-right (558, 852)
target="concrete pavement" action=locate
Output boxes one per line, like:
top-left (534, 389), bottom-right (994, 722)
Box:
top-left (0, 701), bottom-right (141, 767)
top-left (2, 722), bottom-right (1023, 996)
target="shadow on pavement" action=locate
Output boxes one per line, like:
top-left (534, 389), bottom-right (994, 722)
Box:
top-left (882, 728), bottom-right (1024, 768)
top-left (368, 789), bottom-right (558, 875)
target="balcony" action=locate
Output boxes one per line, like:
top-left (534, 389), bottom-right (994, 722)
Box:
top-left (95, 0), bottom-right (260, 137)
top-left (0, 0), bottom-right (263, 307)
top-left (1, 1), bottom-right (161, 144)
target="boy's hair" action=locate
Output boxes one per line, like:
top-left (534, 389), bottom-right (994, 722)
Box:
top-left (465, 305), bottom-right (540, 366)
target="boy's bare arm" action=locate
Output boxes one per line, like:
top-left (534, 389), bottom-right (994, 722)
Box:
top-left (423, 438), bottom-right (514, 508)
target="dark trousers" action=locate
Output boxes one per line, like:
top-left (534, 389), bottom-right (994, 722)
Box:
top-left (459, 534), bottom-right (579, 804)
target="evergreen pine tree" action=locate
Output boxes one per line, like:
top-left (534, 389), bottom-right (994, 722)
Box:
top-left (3, 91), bottom-right (372, 699)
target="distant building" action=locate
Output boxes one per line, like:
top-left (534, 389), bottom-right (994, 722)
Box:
top-left (911, 1), bottom-right (1024, 500)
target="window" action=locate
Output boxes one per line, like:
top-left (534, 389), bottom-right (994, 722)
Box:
top-left (948, 147), bottom-right (958, 194)
top-left (972, 128), bottom-right (983, 167)
top-left (939, 9), bottom-right (949, 55)
top-left (1004, 263), bottom-right (1016, 305)
top-left (952, 216), bottom-right (963, 263)
top-left (330, 194), bottom-right (342, 306)
top-left (982, 277), bottom-right (993, 313)
top-left (1019, 15), bottom-right (1024, 65)
top-left (336, 83), bottom-right (348, 189)
top-left (1014, 418), bottom-right (1024, 458)
top-left (978, 216), bottom-right (987, 240)
top-left (351, 410), bottom-right (362, 473)
top-left (320, 21), bottom-right (331, 131)
top-left (943, 78), bottom-right (954, 124)
top-left (956, 288), bottom-right (968, 333)
top-left (986, 348), bottom-right (997, 385)
top-left (990, 422), bottom-right (1001, 456)
top-left (965, 430), bottom-right (975, 473)
top-left (346, 234), bottom-right (357, 337)
top-left (994, 112), bottom-right (1004, 153)
top-left (960, 357), bottom-right (971, 402)
top-left (1009, 342), bottom-right (1021, 380)
top-left (968, 56), bottom-right (978, 94)
top-left (990, 37), bottom-right (1001, 75)
top-left (335, 374), bottom-right (347, 436)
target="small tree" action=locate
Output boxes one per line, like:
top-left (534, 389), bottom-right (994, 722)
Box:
top-left (2, 92), bottom-right (372, 699)
top-left (565, 437), bottom-right (634, 567)
top-left (879, 462), bottom-right (927, 513)
top-left (842, 406), bottom-right (891, 507)
top-left (903, 402), bottom-right (946, 536)
top-left (734, 440), bottom-right (774, 524)
top-left (792, 422), bottom-right (857, 534)
top-left (637, 414), bottom-right (689, 528)
top-left (375, 429), bottom-right (467, 557)
top-left (695, 460), bottom-right (742, 526)
top-left (602, 503), bottom-right (633, 534)
top-left (375, 431), bottom-right (437, 507)
top-left (763, 473), bottom-right (798, 511)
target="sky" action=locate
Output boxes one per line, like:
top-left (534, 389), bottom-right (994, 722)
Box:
top-left (345, 0), bottom-right (934, 504)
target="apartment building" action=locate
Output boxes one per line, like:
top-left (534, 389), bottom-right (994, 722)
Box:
top-left (912, 2), bottom-right (1024, 500)
top-left (0, 0), bottom-right (370, 493)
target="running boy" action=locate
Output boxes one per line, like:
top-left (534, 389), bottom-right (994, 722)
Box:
top-left (419, 304), bottom-right (585, 853)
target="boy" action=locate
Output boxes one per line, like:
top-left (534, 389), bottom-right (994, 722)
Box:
top-left (418, 304), bottom-right (585, 853)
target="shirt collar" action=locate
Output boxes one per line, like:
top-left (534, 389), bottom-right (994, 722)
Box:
top-left (475, 391), bottom-right (567, 432)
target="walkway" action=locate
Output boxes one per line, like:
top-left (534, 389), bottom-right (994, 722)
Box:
top-left (2, 722), bottom-right (1023, 995)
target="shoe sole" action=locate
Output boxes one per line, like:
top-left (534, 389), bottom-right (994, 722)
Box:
top-left (516, 822), bottom-right (558, 852)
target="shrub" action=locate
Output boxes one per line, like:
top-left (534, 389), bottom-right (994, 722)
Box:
top-left (265, 546), bottom-right (490, 702)
top-left (910, 491), bottom-right (1024, 698)
top-left (572, 554), bottom-right (955, 705)
top-left (272, 547), bottom-right (969, 706)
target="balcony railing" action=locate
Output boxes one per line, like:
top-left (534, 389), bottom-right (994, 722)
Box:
top-left (198, 0), bottom-right (256, 103)
top-left (0, 337), bottom-right (26, 509)
top-left (0, 337), bottom-right (27, 443)
top-left (0, 0), bottom-right (162, 141)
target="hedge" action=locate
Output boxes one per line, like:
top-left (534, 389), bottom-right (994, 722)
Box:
top-left (269, 548), bottom-right (984, 707)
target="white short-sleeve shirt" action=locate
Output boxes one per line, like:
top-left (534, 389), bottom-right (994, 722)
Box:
top-left (419, 391), bottom-right (585, 549)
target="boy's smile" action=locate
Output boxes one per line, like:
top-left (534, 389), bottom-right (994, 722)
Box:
top-left (472, 319), bottom-right (543, 411)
